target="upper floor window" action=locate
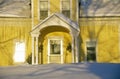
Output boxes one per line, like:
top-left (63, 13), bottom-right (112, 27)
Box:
top-left (61, 0), bottom-right (70, 18)
top-left (39, 0), bottom-right (48, 20)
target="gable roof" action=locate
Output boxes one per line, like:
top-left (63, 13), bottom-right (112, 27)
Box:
top-left (31, 13), bottom-right (80, 34)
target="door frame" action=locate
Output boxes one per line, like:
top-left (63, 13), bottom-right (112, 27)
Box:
top-left (48, 37), bottom-right (63, 64)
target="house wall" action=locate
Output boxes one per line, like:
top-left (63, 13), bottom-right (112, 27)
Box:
top-left (0, 0), bottom-right (120, 66)
top-left (80, 17), bottom-right (120, 63)
top-left (0, 18), bottom-right (31, 66)
top-left (32, 0), bottom-right (78, 64)
top-left (32, 0), bottom-right (78, 25)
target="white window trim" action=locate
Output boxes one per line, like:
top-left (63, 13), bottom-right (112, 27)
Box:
top-left (48, 37), bottom-right (63, 64)
top-left (85, 39), bottom-right (98, 62)
top-left (38, 0), bottom-right (50, 21)
top-left (76, 0), bottom-right (79, 23)
top-left (60, 0), bottom-right (72, 19)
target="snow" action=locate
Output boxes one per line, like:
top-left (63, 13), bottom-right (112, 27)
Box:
top-left (0, 63), bottom-right (120, 79)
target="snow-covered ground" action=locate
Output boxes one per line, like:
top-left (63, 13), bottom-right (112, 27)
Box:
top-left (0, 63), bottom-right (120, 79)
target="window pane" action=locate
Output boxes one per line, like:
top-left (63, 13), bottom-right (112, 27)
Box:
top-left (87, 47), bottom-right (96, 61)
top-left (40, 0), bottom-right (48, 19)
top-left (62, 1), bottom-right (70, 10)
top-left (86, 41), bottom-right (96, 62)
top-left (62, 0), bottom-right (70, 18)
top-left (62, 10), bottom-right (70, 18)
top-left (50, 40), bottom-right (61, 54)
top-left (40, 1), bottom-right (48, 10)
top-left (40, 11), bottom-right (48, 19)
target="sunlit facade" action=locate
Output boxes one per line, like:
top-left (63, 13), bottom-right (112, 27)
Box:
top-left (0, 0), bottom-right (120, 66)
top-left (13, 42), bottom-right (25, 62)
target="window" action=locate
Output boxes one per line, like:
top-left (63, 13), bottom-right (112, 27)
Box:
top-left (39, 0), bottom-right (48, 20)
top-left (13, 42), bottom-right (25, 62)
top-left (61, 0), bottom-right (70, 18)
top-left (50, 40), bottom-right (61, 54)
top-left (86, 41), bottom-right (96, 62)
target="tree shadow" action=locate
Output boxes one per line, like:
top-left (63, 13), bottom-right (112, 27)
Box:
top-left (79, 0), bottom-right (120, 62)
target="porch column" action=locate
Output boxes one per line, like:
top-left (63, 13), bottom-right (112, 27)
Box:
top-left (35, 36), bottom-right (39, 64)
top-left (32, 37), bottom-right (35, 64)
top-left (75, 35), bottom-right (79, 63)
top-left (71, 33), bottom-right (75, 63)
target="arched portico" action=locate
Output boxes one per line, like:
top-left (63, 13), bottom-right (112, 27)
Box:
top-left (31, 13), bottom-right (80, 64)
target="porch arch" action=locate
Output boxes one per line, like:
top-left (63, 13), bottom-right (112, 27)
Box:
top-left (31, 13), bottom-right (80, 64)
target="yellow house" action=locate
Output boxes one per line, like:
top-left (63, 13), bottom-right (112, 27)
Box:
top-left (0, 0), bottom-right (120, 66)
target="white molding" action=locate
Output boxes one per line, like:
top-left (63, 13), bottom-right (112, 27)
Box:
top-left (31, 0), bottom-right (34, 28)
top-left (36, 37), bottom-right (39, 64)
top-left (76, 0), bottom-right (79, 23)
top-left (32, 37), bottom-right (35, 64)
top-left (31, 13), bottom-right (80, 34)
top-left (48, 39), bottom-right (50, 64)
top-left (48, 0), bottom-right (50, 16)
top-left (70, 0), bottom-right (72, 19)
top-left (38, 0), bottom-right (40, 21)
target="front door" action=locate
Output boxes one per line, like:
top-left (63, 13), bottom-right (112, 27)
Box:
top-left (48, 38), bottom-right (63, 64)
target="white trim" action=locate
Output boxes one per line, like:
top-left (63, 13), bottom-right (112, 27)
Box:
top-left (31, 0), bottom-right (34, 28)
top-left (71, 35), bottom-right (75, 63)
top-left (48, 37), bottom-right (63, 64)
top-left (61, 39), bottom-right (64, 63)
top-left (36, 37), bottom-right (39, 64)
top-left (85, 39), bottom-right (97, 62)
top-left (32, 37), bottom-right (35, 64)
top-left (70, 0), bottom-right (72, 19)
top-left (31, 13), bottom-right (80, 33)
top-left (60, 0), bottom-right (62, 13)
top-left (76, 0), bottom-right (79, 23)
top-left (48, 39), bottom-right (50, 63)
top-left (38, 0), bottom-right (40, 21)
top-left (48, 0), bottom-right (50, 16)
top-left (75, 36), bottom-right (79, 63)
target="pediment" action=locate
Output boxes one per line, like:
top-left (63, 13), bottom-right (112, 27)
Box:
top-left (31, 13), bottom-right (79, 34)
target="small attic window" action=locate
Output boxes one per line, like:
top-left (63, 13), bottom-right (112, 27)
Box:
top-left (13, 42), bottom-right (25, 62)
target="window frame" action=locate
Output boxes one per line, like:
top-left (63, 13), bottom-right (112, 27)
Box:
top-left (39, 0), bottom-right (49, 20)
top-left (85, 40), bottom-right (97, 62)
top-left (48, 37), bottom-right (63, 64)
